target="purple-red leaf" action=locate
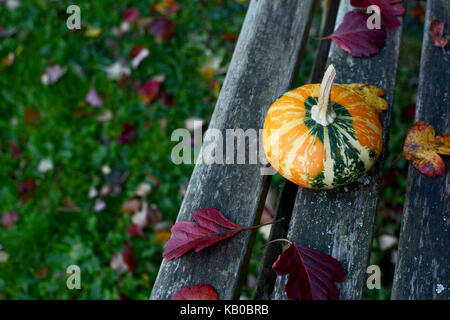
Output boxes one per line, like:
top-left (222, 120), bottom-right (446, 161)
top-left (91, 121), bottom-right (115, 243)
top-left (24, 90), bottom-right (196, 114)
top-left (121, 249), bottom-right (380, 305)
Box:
top-left (137, 75), bottom-right (165, 104)
top-left (122, 240), bottom-right (137, 273)
top-left (429, 19), bottom-right (448, 53)
top-left (272, 240), bottom-right (345, 300)
top-left (123, 7), bottom-right (141, 23)
top-left (85, 87), bottom-right (103, 107)
top-left (126, 225), bottom-right (144, 237)
top-left (351, 0), bottom-right (404, 29)
top-left (117, 123), bottom-right (137, 144)
top-left (172, 283), bottom-right (218, 300)
top-left (147, 17), bottom-right (175, 41)
top-left (321, 11), bottom-right (387, 57)
top-left (2, 211), bottom-right (18, 228)
top-left (163, 208), bottom-right (245, 260)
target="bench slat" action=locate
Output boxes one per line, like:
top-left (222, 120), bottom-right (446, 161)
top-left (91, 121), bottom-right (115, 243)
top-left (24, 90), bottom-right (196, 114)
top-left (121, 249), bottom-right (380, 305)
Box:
top-left (150, 0), bottom-right (316, 300)
top-left (391, 0), bottom-right (450, 300)
top-left (270, 1), bottom-right (403, 300)
top-left (254, 0), bottom-right (341, 300)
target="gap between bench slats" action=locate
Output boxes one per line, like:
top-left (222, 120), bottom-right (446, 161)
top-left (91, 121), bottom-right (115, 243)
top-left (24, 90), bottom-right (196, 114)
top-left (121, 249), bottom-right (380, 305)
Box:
top-left (267, 0), bottom-right (403, 300)
top-left (391, 0), bottom-right (449, 300)
top-left (150, 0), bottom-right (316, 300)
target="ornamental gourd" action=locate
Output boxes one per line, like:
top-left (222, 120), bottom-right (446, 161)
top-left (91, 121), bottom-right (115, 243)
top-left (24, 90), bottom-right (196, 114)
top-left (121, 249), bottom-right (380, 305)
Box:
top-left (262, 65), bottom-right (387, 189)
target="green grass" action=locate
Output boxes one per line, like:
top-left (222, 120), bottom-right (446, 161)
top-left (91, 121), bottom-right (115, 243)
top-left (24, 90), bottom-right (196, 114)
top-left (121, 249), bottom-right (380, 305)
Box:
top-left (0, 0), bottom-right (248, 299)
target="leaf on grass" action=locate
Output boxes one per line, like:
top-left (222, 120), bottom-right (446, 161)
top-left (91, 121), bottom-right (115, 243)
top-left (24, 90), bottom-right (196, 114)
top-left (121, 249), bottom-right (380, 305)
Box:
top-left (151, 0), bottom-right (180, 16)
top-left (137, 75), bottom-right (165, 104)
top-left (84, 26), bottom-right (102, 38)
top-left (156, 230), bottom-right (171, 246)
top-left (319, 11), bottom-right (386, 57)
top-left (272, 240), bottom-right (345, 300)
top-left (163, 208), bottom-right (248, 260)
top-left (350, 0), bottom-right (404, 29)
top-left (8, 141), bottom-right (21, 158)
top-left (339, 83), bottom-right (388, 114)
top-left (130, 47), bottom-right (150, 69)
top-left (123, 7), bottom-right (141, 23)
top-left (18, 178), bottom-right (37, 203)
top-left (147, 17), bottom-right (175, 41)
top-left (122, 240), bottom-right (137, 273)
top-left (85, 87), bottom-right (103, 107)
top-left (172, 284), bottom-right (218, 300)
top-left (126, 225), bottom-right (144, 237)
top-left (41, 65), bottom-right (67, 85)
top-left (2, 211), bottom-right (18, 228)
top-left (117, 123), bottom-right (137, 144)
top-left (402, 121), bottom-right (450, 177)
top-left (122, 199), bottom-right (141, 214)
top-left (429, 19), bottom-right (448, 53)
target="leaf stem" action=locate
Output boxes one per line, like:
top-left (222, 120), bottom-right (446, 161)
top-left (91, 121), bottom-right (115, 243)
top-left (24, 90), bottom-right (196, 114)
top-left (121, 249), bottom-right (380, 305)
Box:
top-left (244, 217), bottom-right (285, 231)
top-left (261, 238), bottom-right (292, 249)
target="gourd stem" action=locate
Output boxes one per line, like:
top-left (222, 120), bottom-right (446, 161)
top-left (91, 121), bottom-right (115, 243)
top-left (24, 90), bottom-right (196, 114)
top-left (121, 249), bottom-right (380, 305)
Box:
top-left (311, 64), bottom-right (337, 126)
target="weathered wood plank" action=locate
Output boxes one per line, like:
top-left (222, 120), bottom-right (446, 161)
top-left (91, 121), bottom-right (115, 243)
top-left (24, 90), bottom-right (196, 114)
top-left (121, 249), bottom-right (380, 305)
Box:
top-left (271, 1), bottom-right (403, 300)
top-left (254, 0), bottom-right (340, 300)
top-left (391, 0), bottom-right (450, 300)
top-left (150, 0), bottom-right (316, 300)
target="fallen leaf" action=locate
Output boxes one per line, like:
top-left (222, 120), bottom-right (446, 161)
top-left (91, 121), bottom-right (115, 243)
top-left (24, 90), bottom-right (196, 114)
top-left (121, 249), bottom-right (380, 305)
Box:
top-left (0, 251), bottom-right (9, 263)
top-left (117, 123), bottom-right (137, 144)
top-left (2, 211), bottom-right (18, 228)
top-left (137, 75), bottom-right (165, 104)
top-left (93, 198), bottom-right (106, 212)
top-left (339, 83), bottom-right (388, 114)
top-left (36, 267), bottom-right (50, 278)
top-left (1, 52), bottom-right (14, 70)
top-left (131, 202), bottom-right (162, 228)
top-left (403, 121), bottom-right (450, 177)
top-left (135, 182), bottom-right (152, 197)
top-left (147, 17), bottom-right (175, 41)
top-left (38, 158), bottom-right (53, 173)
top-left (156, 230), bottom-right (171, 246)
top-left (172, 284), bottom-right (218, 300)
top-left (102, 60), bottom-right (131, 80)
top-left (84, 26), bottom-right (102, 38)
top-left (378, 234), bottom-right (397, 251)
top-left (162, 92), bottom-right (174, 107)
top-left (8, 141), bottom-right (20, 158)
top-left (319, 11), bottom-right (386, 57)
top-left (163, 208), bottom-right (280, 260)
top-left (121, 199), bottom-right (141, 214)
top-left (123, 7), bottom-right (141, 23)
top-left (131, 47), bottom-right (149, 69)
top-left (151, 0), bottom-right (180, 16)
top-left (24, 108), bottom-right (41, 127)
top-left (18, 178), bottom-right (37, 203)
top-left (126, 225), bottom-right (144, 237)
top-left (271, 239), bottom-right (345, 300)
top-left (122, 240), bottom-right (137, 273)
top-left (4, 0), bottom-right (21, 11)
top-left (41, 65), bottom-right (67, 85)
top-left (350, 0), bottom-right (404, 29)
top-left (85, 87), bottom-right (103, 107)
top-left (429, 19), bottom-right (448, 54)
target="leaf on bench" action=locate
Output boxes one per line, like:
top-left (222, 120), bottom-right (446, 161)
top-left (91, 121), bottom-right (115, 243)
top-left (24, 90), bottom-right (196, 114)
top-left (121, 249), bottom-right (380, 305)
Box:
top-left (319, 12), bottom-right (386, 57)
top-left (172, 283), bottom-right (218, 300)
top-left (271, 240), bottom-right (345, 300)
top-left (350, 0), bottom-right (404, 29)
top-left (339, 83), bottom-right (388, 114)
top-left (163, 208), bottom-right (281, 260)
top-left (403, 121), bottom-right (450, 177)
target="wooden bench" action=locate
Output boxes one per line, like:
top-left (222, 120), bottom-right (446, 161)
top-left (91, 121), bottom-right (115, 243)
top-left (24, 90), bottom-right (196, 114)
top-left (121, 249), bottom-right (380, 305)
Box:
top-left (151, 0), bottom-right (449, 300)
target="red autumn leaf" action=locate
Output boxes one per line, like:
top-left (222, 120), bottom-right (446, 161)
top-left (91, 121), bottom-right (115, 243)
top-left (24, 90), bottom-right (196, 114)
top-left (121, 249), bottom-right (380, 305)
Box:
top-left (18, 178), bottom-right (37, 203)
top-left (36, 267), bottom-right (50, 278)
top-left (163, 208), bottom-right (281, 260)
top-left (122, 240), bottom-right (137, 273)
top-left (123, 7), bottom-right (141, 23)
top-left (8, 141), bottom-right (20, 158)
top-left (126, 225), bottom-right (144, 237)
top-left (271, 240), bottom-right (345, 300)
top-left (2, 211), bottom-right (18, 228)
top-left (137, 75), bottom-right (165, 104)
top-left (24, 108), bottom-right (41, 127)
top-left (320, 11), bottom-right (386, 57)
top-left (162, 92), bottom-right (174, 107)
top-left (147, 17), bottom-right (175, 41)
top-left (402, 121), bottom-right (450, 177)
top-left (117, 123), bottom-right (137, 144)
top-left (429, 19), bottom-right (448, 54)
top-left (129, 46), bottom-right (147, 58)
top-left (172, 284), bottom-right (218, 300)
top-left (350, 0), bottom-right (404, 29)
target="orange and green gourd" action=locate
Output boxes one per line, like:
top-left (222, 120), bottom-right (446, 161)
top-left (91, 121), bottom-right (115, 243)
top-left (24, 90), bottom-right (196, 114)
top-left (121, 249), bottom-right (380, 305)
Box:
top-left (262, 65), bottom-right (386, 189)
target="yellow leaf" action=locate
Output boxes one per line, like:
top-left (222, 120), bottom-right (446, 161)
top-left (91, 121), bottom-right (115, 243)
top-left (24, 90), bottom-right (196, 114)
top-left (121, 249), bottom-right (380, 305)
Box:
top-left (339, 83), bottom-right (388, 114)
top-left (84, 27), bottom-right (102, 38)
top-left (403, 121), bottom-right (450, 177)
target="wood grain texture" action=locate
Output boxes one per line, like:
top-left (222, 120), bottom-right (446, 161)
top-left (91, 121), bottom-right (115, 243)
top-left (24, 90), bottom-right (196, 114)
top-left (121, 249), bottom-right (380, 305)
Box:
top-left (271, 1), bottom-right (403, 300)
top-left (391, 0), bottom-right (449, 300)
top-left (150, 0), bottom-right (316, 300)
top-left (254, 0), bottom-right (340, 300)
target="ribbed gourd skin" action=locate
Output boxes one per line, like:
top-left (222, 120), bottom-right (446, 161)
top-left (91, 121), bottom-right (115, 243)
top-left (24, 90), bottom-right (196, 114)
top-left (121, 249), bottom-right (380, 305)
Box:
top-left (262, 84), bottom-right (383, 189)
